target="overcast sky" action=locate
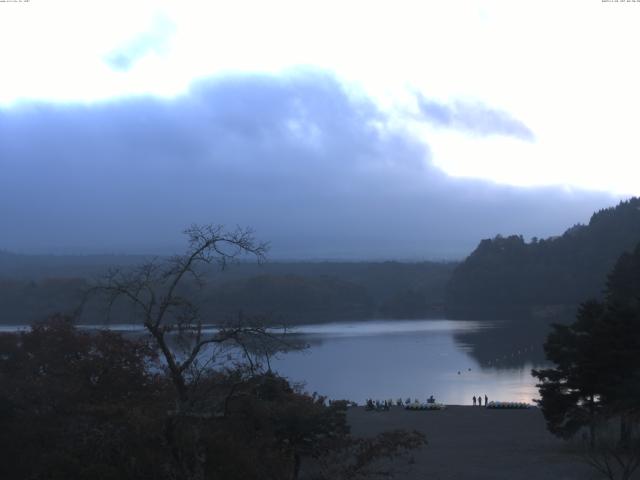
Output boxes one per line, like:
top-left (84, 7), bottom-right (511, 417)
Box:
top-left (0, 1), bottom-right (636, 258)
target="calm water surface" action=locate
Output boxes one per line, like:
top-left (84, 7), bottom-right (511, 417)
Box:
top-left (269, 319), bottom-right (547, 405)
top-left (1, 319), bottom-right (549, 405)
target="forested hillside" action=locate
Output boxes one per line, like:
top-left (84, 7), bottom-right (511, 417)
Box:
top-left (445, 197), bottom-right (640, 317)
top-left (0, 257), bottom-right (455, 324)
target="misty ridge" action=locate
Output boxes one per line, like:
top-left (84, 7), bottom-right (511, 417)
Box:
top-left (2, 196), bottom-right (639, 327)
top-left (0, 256), bottom-right (454, 325)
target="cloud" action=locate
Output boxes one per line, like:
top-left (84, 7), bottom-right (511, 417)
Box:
top-left (105, 14), bottom-right (175, 71)
top-left (0, 70), bottom-right (616, 258)
top-left (416, 95), bottom-right (535, 141)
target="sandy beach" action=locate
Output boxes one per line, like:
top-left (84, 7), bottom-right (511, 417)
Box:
top-left (347, 405), bottom-right (608, 480)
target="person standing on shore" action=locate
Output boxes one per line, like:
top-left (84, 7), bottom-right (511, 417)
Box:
top-left (473, 395), bottom-right (477, 406)
top-left (477, 395), bottom-right (482, 406)
top-left (485, 394), bottom-right (488, 406)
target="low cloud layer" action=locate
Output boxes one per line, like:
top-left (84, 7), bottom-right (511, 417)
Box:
top-left (0, 71), bottom-right (617, 259)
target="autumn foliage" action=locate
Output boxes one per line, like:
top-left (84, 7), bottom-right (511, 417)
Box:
top-left (0, 317), bottom-right (424, 480)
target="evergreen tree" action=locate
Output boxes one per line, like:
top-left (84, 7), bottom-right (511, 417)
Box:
top-left (533, 242), bottom-right (640, 442)
top-left (532, 300), bottom-right (605, 440)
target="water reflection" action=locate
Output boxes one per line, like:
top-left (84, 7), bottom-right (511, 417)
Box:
top-left (453, 320), bottom-right (551, 370)
top-left (1, 318), bottom-right (555, 405)
top-left (270, 319), bottom-right (548, 405)
top-left (290, 319), bottom-right (490, 337)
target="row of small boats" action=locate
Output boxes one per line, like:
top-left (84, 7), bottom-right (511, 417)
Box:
top-left (405, 401), bottom-right (532, 410)
top-left (365, 400), bottom-right (532, 411)
top-left (405, 402), bottom-right (446, 410)
top-left (485, 401), bottom-right (531, 409)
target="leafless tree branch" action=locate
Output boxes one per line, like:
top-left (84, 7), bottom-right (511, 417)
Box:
top-left (88, 224), bottom-right (278, 407)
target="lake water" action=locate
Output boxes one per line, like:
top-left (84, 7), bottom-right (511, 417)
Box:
top-left (1, 318), bottom-right (550, 406)
top-left (269, 319), bottom-right (548, 406)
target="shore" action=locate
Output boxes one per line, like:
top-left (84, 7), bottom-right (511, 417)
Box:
top-left (347, 405), bottom-right (604, 480)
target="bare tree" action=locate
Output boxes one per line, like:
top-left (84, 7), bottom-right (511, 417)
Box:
top-left (578, 416), bottom-right (640, 480)
top-left (59, 224), bottom-right (426, 480)
top-left (83, 224), bottom-right (318, 480)
top-left (89, 224), bottom-right (282, 409)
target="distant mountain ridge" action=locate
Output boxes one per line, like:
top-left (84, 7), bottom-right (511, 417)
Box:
top-left (0, 250), bottom-right (154, 279)
top-left (0, 255), bottom-right (455, 324)
top-left (445, 197), bottom-right (640, 317)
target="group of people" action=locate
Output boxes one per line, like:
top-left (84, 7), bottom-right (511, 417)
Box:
top-left (472, 394), bottom-right (488, 406)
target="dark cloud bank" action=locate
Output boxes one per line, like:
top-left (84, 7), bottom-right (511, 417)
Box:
top-left (0, 71), bottom-right (619, 259)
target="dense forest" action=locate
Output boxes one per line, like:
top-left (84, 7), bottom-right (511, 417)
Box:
top-left (0, 255), bottom-right (455, 325)
top-left (445, 197), bottom-right (640, 318)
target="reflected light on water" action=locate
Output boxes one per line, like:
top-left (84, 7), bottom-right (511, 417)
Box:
top-left (1, 319), bottom-right (546, 405)
top-left (271, 320), bottom-right (545, 405)
top-left (289, 319), bottom-right (492, 337)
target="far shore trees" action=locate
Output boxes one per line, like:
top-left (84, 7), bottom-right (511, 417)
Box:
top-left (446, 197), bottom-right (640, 317)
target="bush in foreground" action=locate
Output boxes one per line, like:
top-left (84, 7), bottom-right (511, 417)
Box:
top-left (0, 318), bottom-right (425, 480)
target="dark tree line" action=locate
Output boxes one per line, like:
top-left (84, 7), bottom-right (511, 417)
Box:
top-left (0, 257), bottom-right (455, 325)
top-left (446, 197), bottom-right (640, 318)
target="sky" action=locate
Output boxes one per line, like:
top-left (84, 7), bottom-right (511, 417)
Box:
top-left (0, 0), bottom-right (637, 258)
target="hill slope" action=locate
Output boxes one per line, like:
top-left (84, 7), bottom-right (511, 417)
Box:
top-left (445, 197), bottom-right (640, 317)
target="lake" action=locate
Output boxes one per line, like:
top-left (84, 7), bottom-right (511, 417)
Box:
top-left (1, 318), bottom-right (550, 405)
top-left (269, 319), bottom-right (549, 405)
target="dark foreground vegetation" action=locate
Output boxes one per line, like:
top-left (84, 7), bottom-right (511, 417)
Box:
top-left (534, 242), bottom-right (640, 480)
top-left (0, 318), bottom-right (425, 480)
